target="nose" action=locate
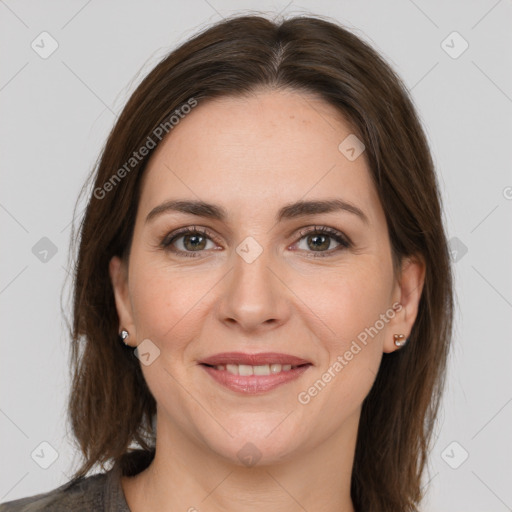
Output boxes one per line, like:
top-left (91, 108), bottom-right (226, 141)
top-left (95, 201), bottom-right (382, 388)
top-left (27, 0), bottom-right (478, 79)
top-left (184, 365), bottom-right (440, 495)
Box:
top-left (215, 243), bottom-right (290, 333)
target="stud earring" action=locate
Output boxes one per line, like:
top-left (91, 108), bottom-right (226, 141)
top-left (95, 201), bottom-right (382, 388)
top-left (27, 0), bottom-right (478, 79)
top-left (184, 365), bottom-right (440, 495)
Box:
top-left (119, 329), bottom-right (130, 345)
top-left (393, 334), bottom-right (406, 347)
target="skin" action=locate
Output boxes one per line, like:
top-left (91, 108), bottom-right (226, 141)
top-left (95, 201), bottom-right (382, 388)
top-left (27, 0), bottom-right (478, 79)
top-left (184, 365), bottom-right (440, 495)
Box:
top-left (109, 88), bottom-right (425, 512)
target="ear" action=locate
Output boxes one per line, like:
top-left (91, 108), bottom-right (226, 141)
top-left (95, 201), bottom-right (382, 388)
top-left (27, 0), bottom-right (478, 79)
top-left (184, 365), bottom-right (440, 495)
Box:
top-left (109, 255), bottom-right (137, 346)
top-left (383, 255), bottom-right (426, 353)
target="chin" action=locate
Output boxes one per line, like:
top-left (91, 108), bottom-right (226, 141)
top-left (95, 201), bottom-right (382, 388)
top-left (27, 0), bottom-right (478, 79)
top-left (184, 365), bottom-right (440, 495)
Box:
top-left (200, 419), bottom-right (303, 468)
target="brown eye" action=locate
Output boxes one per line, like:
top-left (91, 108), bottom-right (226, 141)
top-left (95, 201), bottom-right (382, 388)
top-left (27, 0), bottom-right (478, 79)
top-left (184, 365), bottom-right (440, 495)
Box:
top-left (161, 227), bottom-right (218, 258)
top-left (181, 233), bottom-right (208, 251)
top-left (305, 233), bottom-right (331, 251)
top-left (294, 226), bottom-right (351, 257)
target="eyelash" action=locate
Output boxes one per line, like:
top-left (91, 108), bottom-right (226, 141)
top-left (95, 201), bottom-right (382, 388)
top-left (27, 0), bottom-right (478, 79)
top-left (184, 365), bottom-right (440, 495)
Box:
top-left (159, 225), bottom-right (352, 259)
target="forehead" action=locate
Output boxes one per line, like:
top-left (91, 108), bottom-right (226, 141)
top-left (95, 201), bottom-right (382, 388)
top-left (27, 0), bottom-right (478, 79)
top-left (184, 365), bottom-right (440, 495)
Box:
top-left (138, 89), bottom-right (382, 225)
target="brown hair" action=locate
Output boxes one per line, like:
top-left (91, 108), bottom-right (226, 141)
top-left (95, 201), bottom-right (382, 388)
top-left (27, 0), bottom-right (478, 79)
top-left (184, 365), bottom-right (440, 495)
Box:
top-left (65, 14), bottom-right (454, 511)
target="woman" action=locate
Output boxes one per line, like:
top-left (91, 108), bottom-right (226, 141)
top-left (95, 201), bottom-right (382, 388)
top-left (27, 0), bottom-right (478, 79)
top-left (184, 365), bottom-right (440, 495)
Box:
top-left (0, 13), bottom-right (453, 512)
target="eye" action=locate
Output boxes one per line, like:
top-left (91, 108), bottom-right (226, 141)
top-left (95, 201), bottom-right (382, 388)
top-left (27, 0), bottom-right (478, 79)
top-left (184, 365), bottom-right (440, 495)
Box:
top-left (160, 225), bottom-right (352, 258)
top-left (160, 226), bottom-right (219, 258)
top-left (292, 226), bottom-right (351, 257)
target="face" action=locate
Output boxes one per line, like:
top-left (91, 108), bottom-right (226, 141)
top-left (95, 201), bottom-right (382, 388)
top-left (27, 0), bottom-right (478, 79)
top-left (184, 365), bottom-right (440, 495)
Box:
top-left (110, 89), bottom-right (424, 465)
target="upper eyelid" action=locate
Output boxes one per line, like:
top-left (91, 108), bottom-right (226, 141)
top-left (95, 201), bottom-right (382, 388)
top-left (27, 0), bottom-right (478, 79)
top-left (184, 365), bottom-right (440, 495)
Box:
top-left (162, 226), bottom-right (220, 245)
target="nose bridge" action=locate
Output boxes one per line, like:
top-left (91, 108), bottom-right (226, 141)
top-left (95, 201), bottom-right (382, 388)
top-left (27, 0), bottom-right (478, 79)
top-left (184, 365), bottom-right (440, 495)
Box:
top-left (217, 235), bottom-right (287, 330)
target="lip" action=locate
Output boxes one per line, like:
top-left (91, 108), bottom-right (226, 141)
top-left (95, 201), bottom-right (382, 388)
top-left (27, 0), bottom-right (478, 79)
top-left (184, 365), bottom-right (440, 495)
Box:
top-left (199, 352), bottom-right (311, 366)
top-left (199, 352), bottom-right (312, 394)
top-left (201, 364), bottom-right (311, 394)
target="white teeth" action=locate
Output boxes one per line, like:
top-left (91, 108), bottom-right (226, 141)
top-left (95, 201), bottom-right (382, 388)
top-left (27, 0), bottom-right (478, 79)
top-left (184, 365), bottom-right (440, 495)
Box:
top-left (253, 364), bottom-right (270, 375)
top-left (214, 363), bottom-right (297, 375)
top-left (270, 364), bottom-right (282, 374)
top-left (238, 364), bottom-right (253, 376)
top-left (226, 364), bottom-right (239, 375)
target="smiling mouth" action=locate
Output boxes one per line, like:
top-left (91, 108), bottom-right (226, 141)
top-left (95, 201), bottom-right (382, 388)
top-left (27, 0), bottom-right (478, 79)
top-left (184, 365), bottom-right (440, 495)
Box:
top-left (201, 362), bottom-right (310, 376)
top-left (198, 352), bottom-right (313, 393)
top-left (199, 354), bottom-right (312, 394)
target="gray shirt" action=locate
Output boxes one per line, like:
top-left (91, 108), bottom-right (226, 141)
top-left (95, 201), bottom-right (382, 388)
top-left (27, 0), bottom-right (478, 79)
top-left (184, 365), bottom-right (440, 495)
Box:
top-left (0, 449), bottom-right (155, 511)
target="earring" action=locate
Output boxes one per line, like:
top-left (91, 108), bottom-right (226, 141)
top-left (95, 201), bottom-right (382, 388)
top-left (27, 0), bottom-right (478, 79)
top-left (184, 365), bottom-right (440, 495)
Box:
top-left (119, 329), bottom-right (130, 345)
top-left (393, 334), bottom-right (406, 347)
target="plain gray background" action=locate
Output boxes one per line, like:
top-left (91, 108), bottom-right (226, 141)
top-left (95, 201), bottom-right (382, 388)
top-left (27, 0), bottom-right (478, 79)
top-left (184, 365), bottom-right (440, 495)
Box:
top-left (1, 1), bottom-right (511, 510)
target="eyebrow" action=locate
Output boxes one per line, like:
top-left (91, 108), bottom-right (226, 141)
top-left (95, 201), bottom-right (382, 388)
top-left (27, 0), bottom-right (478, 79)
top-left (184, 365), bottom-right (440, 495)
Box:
top-left (145, 198), bottom-right (369, 225)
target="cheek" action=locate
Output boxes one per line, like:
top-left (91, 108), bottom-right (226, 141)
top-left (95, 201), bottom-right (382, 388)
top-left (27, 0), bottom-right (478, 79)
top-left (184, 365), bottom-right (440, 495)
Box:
top-left (302, 260), bottom-right (392, 344)
top-left (290, 265), bottom-right (391, 444)
top-left (130, 274), bottom-right (179, 340)
top-left (128, 253), bottom-right (217, 349)
top-left (298, 260), bottom-right (392, 392)
top-left (296, 273), bottom-right (389, 414)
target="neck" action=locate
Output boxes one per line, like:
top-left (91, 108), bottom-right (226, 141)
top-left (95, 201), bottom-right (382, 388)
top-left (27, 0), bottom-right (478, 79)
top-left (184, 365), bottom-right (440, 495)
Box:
top-left (122, 413), bottom-right (359, 512)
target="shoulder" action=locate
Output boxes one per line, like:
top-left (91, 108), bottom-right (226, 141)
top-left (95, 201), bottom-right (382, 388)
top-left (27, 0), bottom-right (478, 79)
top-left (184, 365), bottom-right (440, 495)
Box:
top-left (0, 449), bottom-right (155, 512)
top-left (0, 472), bottom-right (109, 512)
